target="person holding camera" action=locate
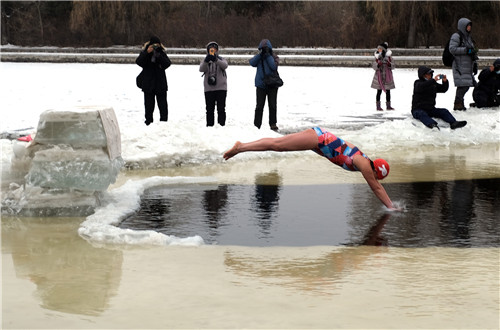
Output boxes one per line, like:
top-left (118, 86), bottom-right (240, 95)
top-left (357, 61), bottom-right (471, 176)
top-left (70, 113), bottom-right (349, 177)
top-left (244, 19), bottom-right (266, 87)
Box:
top-left (449, 18), bottom-right (478, 111)
top-left (199, 41), bottom-right (228, 127)
top-left (411, 66), bottom-right (467, 130)
top-left (136, 36), bottom-right (172, 126)
top-left (471, 58), bottom-right (500, 108)
top-left (249, 39), bottom-right (280, 131)
top-left (371, 42), bottom-right (396, 111)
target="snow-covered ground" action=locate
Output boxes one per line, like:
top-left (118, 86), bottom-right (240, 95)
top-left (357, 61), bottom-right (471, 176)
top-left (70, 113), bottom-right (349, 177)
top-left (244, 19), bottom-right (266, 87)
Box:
top-left (1, 62), bottom-right (498, 168)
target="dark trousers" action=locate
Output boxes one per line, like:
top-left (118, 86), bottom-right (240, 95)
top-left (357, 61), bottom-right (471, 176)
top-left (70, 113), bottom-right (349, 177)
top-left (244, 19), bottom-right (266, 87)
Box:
top-left (144, 91), bottom-right (168, 124)
top-left (412, 108), bottom-right (456, 127)
top-left (204, 90), bottom-right (227, 126)
top-left (473, 89), bottom-right (499, 108)
top-left (254, 87), bottom-right (278, 129)
top-left (376, 89), bottom-right (391, 102)
top-left (455, 86), bottom-right (470, 103)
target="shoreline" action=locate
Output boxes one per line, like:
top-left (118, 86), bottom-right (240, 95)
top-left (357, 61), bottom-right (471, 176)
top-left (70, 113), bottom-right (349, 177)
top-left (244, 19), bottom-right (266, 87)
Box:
top-left (1, 46), bottom-right (498, 67)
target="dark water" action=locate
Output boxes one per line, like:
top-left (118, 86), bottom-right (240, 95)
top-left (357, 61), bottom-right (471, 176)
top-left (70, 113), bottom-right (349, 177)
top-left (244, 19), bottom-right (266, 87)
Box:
top-left (119, 177), bottom-right (500, 247)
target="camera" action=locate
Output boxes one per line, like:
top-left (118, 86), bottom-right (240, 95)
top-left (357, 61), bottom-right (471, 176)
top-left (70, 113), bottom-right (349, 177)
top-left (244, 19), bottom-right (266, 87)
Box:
top-left (151, 43), bottom-right (161, 51)
top-left (208, 75), bottom-right (217, 86)
top-left (438, 74), bottom-right (444, 79)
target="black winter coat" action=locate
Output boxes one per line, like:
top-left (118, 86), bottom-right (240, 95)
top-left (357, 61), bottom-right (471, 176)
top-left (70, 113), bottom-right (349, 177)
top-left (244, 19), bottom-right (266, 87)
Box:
top-left (411, 78), bottom-right (449, 112)
top-left (136, 46), bottom-right (172, 93)
top-left (473, 68), bottom-right (500, 106)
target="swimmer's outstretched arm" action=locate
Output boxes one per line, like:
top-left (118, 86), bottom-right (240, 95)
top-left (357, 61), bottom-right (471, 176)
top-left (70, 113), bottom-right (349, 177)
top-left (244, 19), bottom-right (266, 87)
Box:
top-left (354, 155), bottom-right (398, 210)
top-left (223, 129), bottom-right (318, 160)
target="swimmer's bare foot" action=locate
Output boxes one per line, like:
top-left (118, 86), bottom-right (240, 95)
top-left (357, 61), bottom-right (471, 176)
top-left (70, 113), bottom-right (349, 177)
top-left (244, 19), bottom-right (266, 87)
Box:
top-left (223, 141), bottom-right (242, 160)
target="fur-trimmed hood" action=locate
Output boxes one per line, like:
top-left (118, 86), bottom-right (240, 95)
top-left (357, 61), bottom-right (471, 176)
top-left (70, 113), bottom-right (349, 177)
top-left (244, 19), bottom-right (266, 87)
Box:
top-left (374, 49), bottom-right (392, 59)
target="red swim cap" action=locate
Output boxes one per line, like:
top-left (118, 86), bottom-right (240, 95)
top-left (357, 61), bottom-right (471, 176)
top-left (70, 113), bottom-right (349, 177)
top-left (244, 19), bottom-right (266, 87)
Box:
top-left (373, 158), bottom-right (390, 180)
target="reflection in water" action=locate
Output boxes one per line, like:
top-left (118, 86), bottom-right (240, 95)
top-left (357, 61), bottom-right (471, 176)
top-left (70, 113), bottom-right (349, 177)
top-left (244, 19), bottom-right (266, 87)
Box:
top-left (225, 214), bottom-right (393, 293)
top-left (202, 185), bottom-right (229, 240)
top-left (1, 217), bottom-right (122, 316)
top-left (223, 243), bottom-right (499, 328)
top-left (349, 178), bottom-right (500, 248)
top-left (252, 171), bottom-right (282, 237)
top-left (360, 213), bottom-right (391, 246)
top-left (120, 178), bottom-right (500, 247)
top-left (224, 246), bottom-right (384, 295)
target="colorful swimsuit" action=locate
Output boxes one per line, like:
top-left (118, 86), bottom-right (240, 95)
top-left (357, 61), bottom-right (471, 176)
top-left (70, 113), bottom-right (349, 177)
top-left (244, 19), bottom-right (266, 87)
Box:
top-left (312, 127), bottom-right (369, 171)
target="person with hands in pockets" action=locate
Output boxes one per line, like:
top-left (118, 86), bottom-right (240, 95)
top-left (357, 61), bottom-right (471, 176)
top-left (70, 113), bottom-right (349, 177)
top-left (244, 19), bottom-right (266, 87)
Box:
top-left (199, 41), bottom-right (228, 127)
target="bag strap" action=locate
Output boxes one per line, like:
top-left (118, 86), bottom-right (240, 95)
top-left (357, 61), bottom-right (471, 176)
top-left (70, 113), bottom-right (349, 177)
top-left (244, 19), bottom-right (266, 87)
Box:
top-left (260, 55), bottom-right (279, 75)
top-left (260, 56), bottom-right (269, 75)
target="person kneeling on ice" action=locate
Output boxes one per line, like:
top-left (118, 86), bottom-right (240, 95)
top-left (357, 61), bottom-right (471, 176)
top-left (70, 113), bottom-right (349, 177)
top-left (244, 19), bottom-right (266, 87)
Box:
top-left (411, 66), bottom-right (467, 130)
top-left (223, 127), bottom-right (400, 211)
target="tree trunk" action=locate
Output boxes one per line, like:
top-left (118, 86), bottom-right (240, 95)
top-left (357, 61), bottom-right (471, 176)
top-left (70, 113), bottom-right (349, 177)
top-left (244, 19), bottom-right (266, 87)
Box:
top-left (407, 2), bottom-right (417, 48)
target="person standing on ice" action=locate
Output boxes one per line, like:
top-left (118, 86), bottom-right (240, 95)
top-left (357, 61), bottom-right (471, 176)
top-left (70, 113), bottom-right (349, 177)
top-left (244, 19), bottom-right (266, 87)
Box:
top-left (411, 66), bottom-right (467, 130)
top-left (223, 127), bottom-right (400, 211)
top-left (449, 17), bottom-right (478, 111)
top-left (249, 39), bottom-right (280, 131)
top-left (199, 41), bottom-right (228, 127)
top-left (371, 42), bottom-right (395, 111)
top-left (136, 36), bottom-right (172, 126)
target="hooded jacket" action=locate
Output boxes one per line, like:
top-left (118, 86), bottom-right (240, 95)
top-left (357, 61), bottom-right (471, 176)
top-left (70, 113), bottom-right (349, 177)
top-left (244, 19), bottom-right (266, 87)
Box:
top-left (371, 48), bottom-right (395, 91)
top-left (449, 18), bottom-right (477, 87)
top-left (249, 39), bottom-right (280, 89)
top-left (136, 38), bottom-right (172, 93)
top-left (411, 66), bottom-right (449, 112)
top-left (199, 41), bottom-right (229, 92)
top-left (473, 60), bottom-right (500, 107)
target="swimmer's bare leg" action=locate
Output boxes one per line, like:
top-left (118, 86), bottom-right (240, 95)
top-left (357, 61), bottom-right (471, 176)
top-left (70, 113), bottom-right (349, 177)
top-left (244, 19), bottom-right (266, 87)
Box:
top-left (223, 129), bottom-right (317, 160)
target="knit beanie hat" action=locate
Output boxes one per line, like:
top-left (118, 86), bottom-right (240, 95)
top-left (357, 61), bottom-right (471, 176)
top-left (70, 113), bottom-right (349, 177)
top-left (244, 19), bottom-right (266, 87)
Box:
top-left (150, 36), bottom-right (161, 44)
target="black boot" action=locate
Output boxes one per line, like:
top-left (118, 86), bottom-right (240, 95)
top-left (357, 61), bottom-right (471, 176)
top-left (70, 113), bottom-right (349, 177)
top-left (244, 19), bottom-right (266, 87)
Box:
top-left (428, 123), bottom-right (440, 130)
top-left (453, 101), bottom-right (466, 111)
top-left (450, 121), bottom-right (467, 129)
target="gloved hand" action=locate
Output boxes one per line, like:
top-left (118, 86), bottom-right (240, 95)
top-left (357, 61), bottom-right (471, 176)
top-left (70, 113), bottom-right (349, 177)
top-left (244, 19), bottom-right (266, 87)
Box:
top-left (467, 47), bottom-right (476, 55)
top-left (204, 55), bottom-right (217, 62)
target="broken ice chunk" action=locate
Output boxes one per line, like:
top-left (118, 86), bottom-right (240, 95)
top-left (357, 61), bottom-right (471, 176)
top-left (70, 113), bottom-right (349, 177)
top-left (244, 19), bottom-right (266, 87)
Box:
top-left (34, 110), bottom-right (108, 148)
top-left (26, 147), bottom-right (124, 191)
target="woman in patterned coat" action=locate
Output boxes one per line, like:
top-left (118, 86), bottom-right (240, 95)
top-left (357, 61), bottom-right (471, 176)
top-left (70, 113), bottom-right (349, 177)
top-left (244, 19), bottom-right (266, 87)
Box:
top-left (371, 42), bottom-right (396, 111)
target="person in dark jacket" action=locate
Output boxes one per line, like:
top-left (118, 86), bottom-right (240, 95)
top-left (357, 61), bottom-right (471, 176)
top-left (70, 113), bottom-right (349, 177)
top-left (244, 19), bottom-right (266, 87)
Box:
top-left (199, 41), bottom-right (228, 127)
top-left (472, 58), bottom-right (500, 108)
top-left (249, 39), bottom-right (280, 131)
top-left (411, 66), bottom-right (467, 130)
top-left (136, 36), bottom-right (172, 125)
top-left (449, 18), bottom-right (478, 111)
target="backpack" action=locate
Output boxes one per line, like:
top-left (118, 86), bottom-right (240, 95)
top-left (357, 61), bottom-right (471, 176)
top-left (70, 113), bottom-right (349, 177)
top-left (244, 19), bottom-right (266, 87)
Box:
top-left (442, 32), bottom-right (462, 67)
